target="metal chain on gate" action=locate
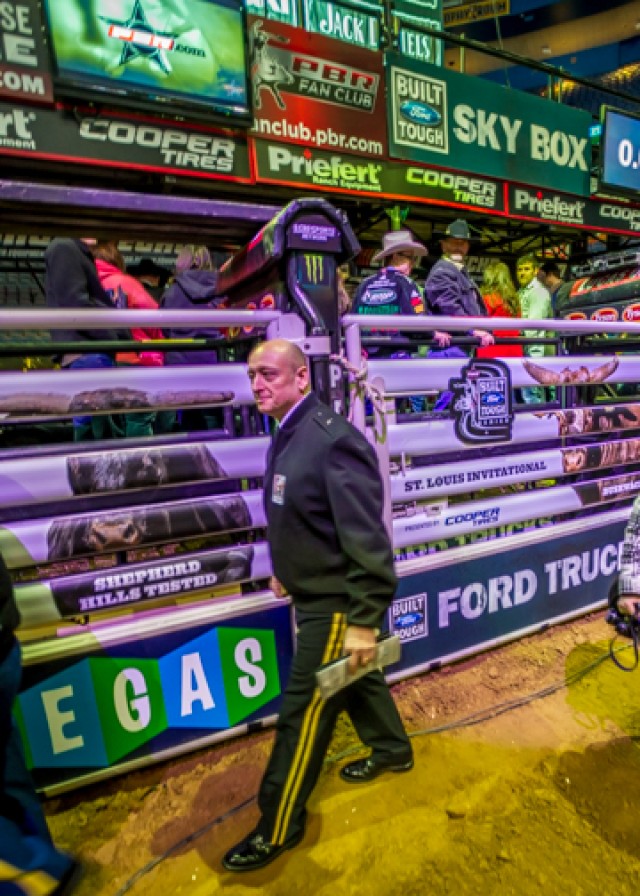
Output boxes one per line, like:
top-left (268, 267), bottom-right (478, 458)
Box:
top-left (331, 352), bottom-right (388, 443)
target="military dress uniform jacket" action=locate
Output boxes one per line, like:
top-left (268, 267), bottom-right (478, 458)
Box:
top-left (264, 393), bottom-right (397, 629)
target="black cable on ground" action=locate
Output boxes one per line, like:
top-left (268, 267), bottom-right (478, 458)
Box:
top-left (113, 796), bottom-right (256, 896)
top-left (113, 642), bottom-right (631, 895)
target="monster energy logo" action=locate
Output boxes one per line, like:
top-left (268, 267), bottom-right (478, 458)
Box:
top-left (303, 254), bottom-right (326, 284)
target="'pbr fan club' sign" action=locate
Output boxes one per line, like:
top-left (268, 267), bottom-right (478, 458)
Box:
top-left (248, 15), bottom-right (387, 158)
top-left (386, 52), bottom-right (592, 196)
top-left (0, 102), bottom-right (251, 181)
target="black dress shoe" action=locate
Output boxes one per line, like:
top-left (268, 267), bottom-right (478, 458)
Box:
top-left (222, 828), bottom-right (304, 872)
top-left (340, 754), bottom-right (414, 783)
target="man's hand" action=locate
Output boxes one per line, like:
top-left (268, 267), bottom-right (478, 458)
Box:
top-left (270, 576), bottom-right (288, 599)
top-left (343, 625), bottom-right (377, 674)
top-left (617, 595), bottom-right (640, 616)
top-left (434, 330), bottom-right (452, 348)
top-left (473, 329), bottom-right (495, 346)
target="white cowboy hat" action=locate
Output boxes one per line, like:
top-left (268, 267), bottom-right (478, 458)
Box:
top-left (372, 229), bottom-right (428, 263)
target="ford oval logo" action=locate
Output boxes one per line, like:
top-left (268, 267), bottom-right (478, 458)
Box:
top-left (395, 612), bottom-right (423, 628)
top-left (482, 392), bottom-right (503, 405)
top-left (399, 101), bottom-right (441, 127)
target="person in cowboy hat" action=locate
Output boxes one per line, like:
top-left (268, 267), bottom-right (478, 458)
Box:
top-left (424, 219), bottom-right (494, 411)
top-left (351, 229), bottom-right (450, 360)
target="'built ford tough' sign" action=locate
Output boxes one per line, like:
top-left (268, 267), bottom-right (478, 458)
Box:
top-left (386, 53), bottom-right (592, 196)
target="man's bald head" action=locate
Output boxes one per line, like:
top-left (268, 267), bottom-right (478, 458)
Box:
top-left (248, 339), bottom-right (307, 372)
top-left (247, 340), bottom-right (310, 420)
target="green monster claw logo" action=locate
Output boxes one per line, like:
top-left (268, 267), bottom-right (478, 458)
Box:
top-left (304, 254), bottom-right (325, 284)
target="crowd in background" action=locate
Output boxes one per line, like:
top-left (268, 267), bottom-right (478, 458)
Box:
top-left (41, 221), bottom-right (573, 442)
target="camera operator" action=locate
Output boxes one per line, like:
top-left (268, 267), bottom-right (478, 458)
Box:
top-left (606, 498), bottom-right (640, 666)
top-left (616, 497), bottom-right (640, 617)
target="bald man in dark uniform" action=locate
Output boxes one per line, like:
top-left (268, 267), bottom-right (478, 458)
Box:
top-left (223, 339), bottom-right (412, 872)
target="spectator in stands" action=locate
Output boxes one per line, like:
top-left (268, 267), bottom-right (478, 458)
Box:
top-left (337, 264), bottom-right (352, 316)
top-left (94, 241), bottom-right (164, 439)
top-left (517, 253), bottom-right (553, 404)
top-left (352, 230), bottom-right (450, 413)
top-left (0, 550), bottom-right (81, 895)
top-left (537, 260), bottom-right (573, 316)
top-left (127, 257), bottom-right (170, 303)
top-left (160, 245), bottom-right (222, 431)
top-left (352, 229), bottom-right (450, 356)
top-left (44, 237), bottom-right (123, 441)
top-left (476, 260), bottom-right (524, 359)
top-left (424, 219), bottom-right (494, 410)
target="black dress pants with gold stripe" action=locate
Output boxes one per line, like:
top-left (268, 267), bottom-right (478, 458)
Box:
top-left (257, 608), bottom-right (412, 846)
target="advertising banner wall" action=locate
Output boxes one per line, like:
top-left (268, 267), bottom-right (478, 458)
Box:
top-left (16, 600), bottom-right (293, 789)
top-left (393, 470), bottom-right (640, 550)
top-left (389, 516), bottom-right (624, 674)
top-left (508, 183), bottom-right (640, 236)
top-left (302, 0), bottom-right (381, 50)
top-left (0, 0), bottom-right (53, 104)
top-left (248, 15), bottom-right (387, 158)
top-left (394, 0), bottom-right (442, 66)
top-left (0, 438), bottom-right (269, 509)
top-left (391, 437), bottom-right (640, 502)
top-left (386, 52), bottom-right (592, 195)
top-left (0, 490), bottom-right (266, 569)
top-left (369, 354), bottom-right (624, 396)
top-left (252, 138), bottom-right (507, 212)
top-left (0, 102), bottom-right (251, 181)
top-left (0, 364), bottom-right (254, 422)
top-left (387, 400), bottom-right (640, 459)
top-left (16, 541), bottom-right (272, 624)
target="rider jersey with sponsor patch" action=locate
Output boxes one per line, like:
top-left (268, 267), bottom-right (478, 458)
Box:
top-left (351, 268), bottom-right (430, 357)
top-left (351, 267), bottom-right (426, 355)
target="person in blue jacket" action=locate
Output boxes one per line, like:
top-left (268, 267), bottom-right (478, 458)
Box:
top-left (0, 552), bottom-right (80, 894)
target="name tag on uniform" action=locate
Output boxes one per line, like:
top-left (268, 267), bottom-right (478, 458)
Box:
top-left (272, 474), bottom-right (286, 505)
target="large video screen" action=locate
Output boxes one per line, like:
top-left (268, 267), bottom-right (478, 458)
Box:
top-left (600, 106), bottom-right (640, 197)
top-left (41, 0), bottom-right (252, 126)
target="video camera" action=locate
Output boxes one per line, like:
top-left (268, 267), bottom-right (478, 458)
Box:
top-left (606, 581), bottom-right (640, 671)
top-left (606, 603), bottom-right (640, 640)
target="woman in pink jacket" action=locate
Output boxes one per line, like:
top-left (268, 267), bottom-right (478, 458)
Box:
top-left (93, 241), bottom-right (164, 438)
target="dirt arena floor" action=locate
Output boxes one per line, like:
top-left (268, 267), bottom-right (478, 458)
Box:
top-left (44, 611), bottom-right (640, 896)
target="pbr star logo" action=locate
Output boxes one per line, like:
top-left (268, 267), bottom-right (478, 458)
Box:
top-left (101, 0), bottom-right (177, 74)
top-left (450, 359), bottom-right (513, 444)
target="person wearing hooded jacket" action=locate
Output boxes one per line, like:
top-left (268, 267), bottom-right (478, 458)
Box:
top-left (93, 241), bottom-right (164, 439)
top-left (161, 245), bottom-right (221, 366)
top-left (160, 245), bottom-right (222, 431)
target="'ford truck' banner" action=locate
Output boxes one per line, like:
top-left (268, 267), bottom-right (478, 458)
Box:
top-left (389, 514), bottom-right (626, 675)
